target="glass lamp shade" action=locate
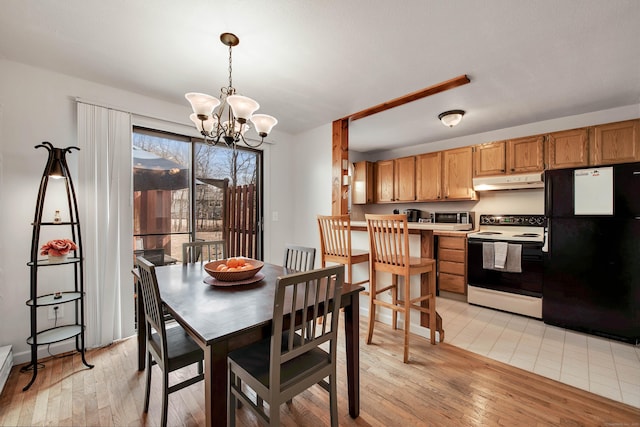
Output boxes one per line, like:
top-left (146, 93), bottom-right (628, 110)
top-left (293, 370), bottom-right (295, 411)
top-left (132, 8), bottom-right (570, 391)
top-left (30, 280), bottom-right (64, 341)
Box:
top-left (438, 110), bottom-right (465, 127)
top-left (250, 114), bottom-right (278, 136)
top-left (190, 113), bottom-right (218, 133)
top-left (185, 92), bottom-right (221, 116)
top-left (226, 95), bottom-right (259, 121)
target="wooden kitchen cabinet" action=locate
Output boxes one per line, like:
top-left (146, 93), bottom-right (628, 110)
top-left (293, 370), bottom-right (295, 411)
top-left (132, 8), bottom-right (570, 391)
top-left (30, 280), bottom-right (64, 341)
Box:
top-left (352, 161), bottom-right (373, 204)
top-left (374, 156), bottom-right (415, 202)
top-left (546, 127), bottom-right (590, 169)
top-left (394, 156), bottom-right (416, 201)
top-left (473, 141), bottom-right (506, 177)
top-left (506, 135), bottom-right (545, 173)
top-left (591, 119), bottom-right (640, 165)
top-left (416, 152), bottom-right (443, 201)
top-left (442, 147), bottom-right (477, 200)
top-left (437, 235), bottom-right (467, 294)
top-left (474, 135), bottom-right (544, 177)
top-left (375, 159), bottom-right (394, 202)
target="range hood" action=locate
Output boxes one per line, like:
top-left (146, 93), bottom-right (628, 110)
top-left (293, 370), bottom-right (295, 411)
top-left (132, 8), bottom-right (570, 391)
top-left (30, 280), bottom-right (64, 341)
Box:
top-left (473, 172), bottom-right (544, 191)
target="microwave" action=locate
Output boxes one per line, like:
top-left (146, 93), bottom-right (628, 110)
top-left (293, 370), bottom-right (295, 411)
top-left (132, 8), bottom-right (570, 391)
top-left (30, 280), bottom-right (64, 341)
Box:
top-left (430, 211), bottom-right (474, 225)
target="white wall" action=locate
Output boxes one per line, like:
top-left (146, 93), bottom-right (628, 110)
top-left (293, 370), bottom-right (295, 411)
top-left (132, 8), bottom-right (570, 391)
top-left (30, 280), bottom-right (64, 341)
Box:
top-left (0, 59), bottom-right (296, 363)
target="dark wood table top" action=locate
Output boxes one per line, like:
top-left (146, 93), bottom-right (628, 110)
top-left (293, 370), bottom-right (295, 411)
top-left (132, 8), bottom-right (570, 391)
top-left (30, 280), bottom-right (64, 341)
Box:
top-left (154, 262), bottom-right (363, 346)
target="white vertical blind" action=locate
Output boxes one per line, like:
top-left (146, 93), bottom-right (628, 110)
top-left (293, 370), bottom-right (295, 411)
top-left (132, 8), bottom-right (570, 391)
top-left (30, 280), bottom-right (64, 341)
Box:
top-left (77, 102), bottom-right (135, 347)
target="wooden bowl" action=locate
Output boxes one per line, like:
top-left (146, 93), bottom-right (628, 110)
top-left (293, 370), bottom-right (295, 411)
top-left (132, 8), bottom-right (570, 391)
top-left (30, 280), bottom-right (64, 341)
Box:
top-left (204, 258), bottom-right (264, 282)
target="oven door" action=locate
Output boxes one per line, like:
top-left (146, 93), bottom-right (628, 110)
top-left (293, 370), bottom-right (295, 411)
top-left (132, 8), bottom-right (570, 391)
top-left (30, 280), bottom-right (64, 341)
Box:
top-left (467, 239), bottom-right (543, 297)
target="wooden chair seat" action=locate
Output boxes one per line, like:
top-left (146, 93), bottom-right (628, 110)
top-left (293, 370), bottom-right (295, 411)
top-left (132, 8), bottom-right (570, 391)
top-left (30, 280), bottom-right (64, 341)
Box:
top-left (366, 214), bottom-right (442, 363)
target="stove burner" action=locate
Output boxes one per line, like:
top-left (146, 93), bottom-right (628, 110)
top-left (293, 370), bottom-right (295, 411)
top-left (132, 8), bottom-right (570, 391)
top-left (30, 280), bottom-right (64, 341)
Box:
top-left (476, 231), bottom-right (502, 235)
top-left (512, 233), bottom-right (540, 237)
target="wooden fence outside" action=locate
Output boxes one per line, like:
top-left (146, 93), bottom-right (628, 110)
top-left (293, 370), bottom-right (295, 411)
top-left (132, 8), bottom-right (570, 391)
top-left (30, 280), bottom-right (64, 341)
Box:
top-left (225, 184), bottom-right (257, 259)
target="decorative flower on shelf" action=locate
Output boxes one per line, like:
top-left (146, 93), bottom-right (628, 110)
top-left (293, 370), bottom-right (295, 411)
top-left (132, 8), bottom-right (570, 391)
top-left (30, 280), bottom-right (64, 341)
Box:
top-left (40, 239), bottom-right (78, 257)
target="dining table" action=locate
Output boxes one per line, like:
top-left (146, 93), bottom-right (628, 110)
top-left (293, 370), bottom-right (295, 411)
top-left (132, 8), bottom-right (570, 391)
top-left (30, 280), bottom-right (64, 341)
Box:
top-left (135, 261), bottom-right (364, 427)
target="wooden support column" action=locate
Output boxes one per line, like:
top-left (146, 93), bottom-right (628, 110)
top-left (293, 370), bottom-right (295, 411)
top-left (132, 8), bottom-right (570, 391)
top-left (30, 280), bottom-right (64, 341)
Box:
top-left (332, 118), bottom-right (349, 215)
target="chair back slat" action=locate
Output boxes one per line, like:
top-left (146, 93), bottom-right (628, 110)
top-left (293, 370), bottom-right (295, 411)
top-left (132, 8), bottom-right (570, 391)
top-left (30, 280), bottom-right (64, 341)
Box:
top-left (283, 244), bottom-right (316, 272)
top-left (182, 240), bottom-right (226, 264)
top-left (366, 214), bottom-right (410, 267)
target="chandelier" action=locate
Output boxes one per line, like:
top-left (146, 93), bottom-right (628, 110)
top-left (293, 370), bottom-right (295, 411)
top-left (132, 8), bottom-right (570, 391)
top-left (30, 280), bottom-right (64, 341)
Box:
top-left (185, 33), bottom-right (277, 148)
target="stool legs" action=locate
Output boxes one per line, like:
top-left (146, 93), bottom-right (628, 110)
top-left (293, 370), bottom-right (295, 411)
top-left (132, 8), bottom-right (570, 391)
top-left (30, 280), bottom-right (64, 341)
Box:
top-left (366, 269), bottom-right (377, 345)
top-left (403, 276), bottom-right (411, 363)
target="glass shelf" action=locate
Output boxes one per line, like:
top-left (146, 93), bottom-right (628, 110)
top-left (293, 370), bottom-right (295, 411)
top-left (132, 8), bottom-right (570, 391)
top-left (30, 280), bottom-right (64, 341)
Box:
top-left (27, 257), bottom-right (81, 267)
top-left (27, 325), bottom-right (82, 345)
top-left (27, 291), bottom-right (83, 307)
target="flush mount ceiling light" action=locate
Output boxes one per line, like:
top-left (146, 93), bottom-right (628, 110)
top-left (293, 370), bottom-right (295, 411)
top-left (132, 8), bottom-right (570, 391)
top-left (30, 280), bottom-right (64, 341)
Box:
top-left (186, 33), bottom-right (277, 149)
top-left (438, 110), bottom-right (465, 127)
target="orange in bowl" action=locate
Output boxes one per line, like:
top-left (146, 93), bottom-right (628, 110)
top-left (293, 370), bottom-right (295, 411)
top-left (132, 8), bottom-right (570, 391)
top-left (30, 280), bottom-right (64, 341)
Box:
top-left (204, 258), bottom-right (264, 282)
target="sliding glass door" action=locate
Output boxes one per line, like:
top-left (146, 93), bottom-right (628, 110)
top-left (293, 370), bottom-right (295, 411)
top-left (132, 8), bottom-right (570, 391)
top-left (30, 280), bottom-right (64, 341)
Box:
top-left (132, 127), bottom-right (263, 264)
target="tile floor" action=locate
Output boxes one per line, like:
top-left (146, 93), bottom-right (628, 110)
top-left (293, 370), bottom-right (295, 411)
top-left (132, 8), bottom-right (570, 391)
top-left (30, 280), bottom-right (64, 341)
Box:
top-left (436, 297), bottom-right (640, 409)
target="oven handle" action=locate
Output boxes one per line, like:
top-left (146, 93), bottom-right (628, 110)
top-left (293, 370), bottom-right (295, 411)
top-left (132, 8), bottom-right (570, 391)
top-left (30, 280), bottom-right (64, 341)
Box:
top-left (542, 226), bottom-right (549, 253)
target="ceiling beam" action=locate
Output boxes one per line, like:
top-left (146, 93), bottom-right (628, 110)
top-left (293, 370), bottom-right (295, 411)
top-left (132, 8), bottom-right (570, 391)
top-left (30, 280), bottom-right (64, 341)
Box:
top-left (346, 74), bottom-right (470, 122)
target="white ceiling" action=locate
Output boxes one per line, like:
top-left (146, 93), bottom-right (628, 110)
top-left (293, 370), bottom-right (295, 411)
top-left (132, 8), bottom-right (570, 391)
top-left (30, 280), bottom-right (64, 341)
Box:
top-left (1, 0), bottom-right (639, 153)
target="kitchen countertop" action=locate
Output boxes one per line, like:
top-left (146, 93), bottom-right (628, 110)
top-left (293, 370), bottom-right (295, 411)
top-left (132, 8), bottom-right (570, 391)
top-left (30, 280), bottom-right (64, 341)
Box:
top-left (350, 220), bottom-right (473, 232)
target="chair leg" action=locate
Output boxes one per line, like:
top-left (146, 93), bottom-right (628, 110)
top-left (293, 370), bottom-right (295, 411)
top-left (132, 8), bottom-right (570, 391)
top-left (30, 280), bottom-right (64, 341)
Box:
top-left (403, 276), bottom-right (411, 363)
top-left (228, 371), bottom-right (236, 427)
top-left (144, 353), bottom-right (152, 413)
top-left (161, 369), bottom-right (169, 427)
top-left (391, 274), bottom-right (398, 330)
top-left (429, 271), bottom-right (437, 345)
top-left (329, 373), bottom-right (338, 427)
top-left (367, 269), bottom-right (376, 345)
top-left (270, 401), bottom-right (280, 427)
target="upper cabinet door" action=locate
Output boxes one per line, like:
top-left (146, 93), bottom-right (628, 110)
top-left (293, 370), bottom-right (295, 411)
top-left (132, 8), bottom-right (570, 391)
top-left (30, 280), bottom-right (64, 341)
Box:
top-left (507, 135), bottom-right (545, 173)
top-left (473, 141), bottom-right (506, 177)
top-left (352, 161), bottom-right (373, 204)
top-left (591, 119), bottom-right (640, 166)
top-left (443, 147), bottom-right (477, 200)
top-left (416, 152), bottom-right (442, 201)
top-left (375, 160), bottom-right (394, 202)
top-left (394, 156), bottom-right (416, 202)
top-left (546, 127), bottom-right (590, 170)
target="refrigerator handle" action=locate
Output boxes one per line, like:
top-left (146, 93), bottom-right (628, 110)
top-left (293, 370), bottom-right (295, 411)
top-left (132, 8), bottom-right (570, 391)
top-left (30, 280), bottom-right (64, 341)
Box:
top-left (542, 225), bottom-right (549, 253)
top-left (544, 173), bottom-right (552, 217)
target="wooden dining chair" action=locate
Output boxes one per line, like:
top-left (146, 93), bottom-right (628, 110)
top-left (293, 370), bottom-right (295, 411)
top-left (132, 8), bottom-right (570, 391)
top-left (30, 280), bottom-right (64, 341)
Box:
top-left (135, 256), bottom-right (205, 427)
top-left (365, 214), bottom-right (441, 363)
top-left (317, 214), bottom-right (369, 292)
top-left (182, 239), bottom-right (226, 264)
top-left (228, 265), bottom-right (345, 427)
top-left (283, 244), bottom-right (316, 272)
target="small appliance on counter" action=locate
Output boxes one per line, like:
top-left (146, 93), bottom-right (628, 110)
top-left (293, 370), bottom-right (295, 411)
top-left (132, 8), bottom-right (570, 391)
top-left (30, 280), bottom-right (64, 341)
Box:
top-left (430, 211), bottom-right (474, 226)
top-left (403, 209), bottom-right (421, 222)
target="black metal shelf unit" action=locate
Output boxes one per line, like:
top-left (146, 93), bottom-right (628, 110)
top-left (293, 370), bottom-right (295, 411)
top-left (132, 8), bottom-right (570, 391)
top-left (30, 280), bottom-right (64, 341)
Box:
top-left (23, 142), bottom-right (93, 391)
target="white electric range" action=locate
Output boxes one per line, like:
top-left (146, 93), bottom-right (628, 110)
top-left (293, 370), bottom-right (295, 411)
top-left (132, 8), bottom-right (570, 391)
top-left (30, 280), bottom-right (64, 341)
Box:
top-left (466, 214), bottom-right (547, 318)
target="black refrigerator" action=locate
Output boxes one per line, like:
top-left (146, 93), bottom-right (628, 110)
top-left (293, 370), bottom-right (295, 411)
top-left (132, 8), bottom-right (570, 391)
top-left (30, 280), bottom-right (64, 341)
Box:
top-left (543, 161), bottom-right (640, 344)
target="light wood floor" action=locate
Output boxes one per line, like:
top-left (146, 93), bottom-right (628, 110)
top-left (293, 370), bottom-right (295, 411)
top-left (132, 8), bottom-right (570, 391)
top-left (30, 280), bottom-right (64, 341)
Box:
top-left (1, 320), bottom-right (639, 427)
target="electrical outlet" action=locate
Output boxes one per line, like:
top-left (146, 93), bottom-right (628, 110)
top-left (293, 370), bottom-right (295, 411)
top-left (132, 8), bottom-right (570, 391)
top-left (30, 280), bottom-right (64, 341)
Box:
top-left (47, 305), bottom-right (63, 320)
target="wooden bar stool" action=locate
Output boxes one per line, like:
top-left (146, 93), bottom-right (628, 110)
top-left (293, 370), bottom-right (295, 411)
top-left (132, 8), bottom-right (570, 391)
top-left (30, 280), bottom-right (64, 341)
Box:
top-left (317, 214), bottom-right (369, 289)
top-left (365, 213), bottom-right (439, 363)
